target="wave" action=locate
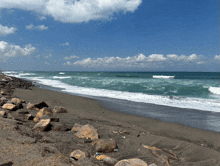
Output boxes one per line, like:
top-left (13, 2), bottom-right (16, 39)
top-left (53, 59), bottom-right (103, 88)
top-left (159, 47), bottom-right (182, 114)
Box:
top-left (209, 86), bottom-right (220, 95)
top-left (14, 76), bottom-right (220, 113)
top-left (53, 76), bottom-right (71, 79)
top-left (153, 75), bottom-right (174, 79)
top-left (19, 73), bottom-right (36, 76)
top-left (59, 72), bottom-right (65, 74)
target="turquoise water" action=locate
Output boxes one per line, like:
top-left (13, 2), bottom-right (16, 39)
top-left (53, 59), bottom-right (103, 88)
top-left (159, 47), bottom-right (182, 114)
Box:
top-left (4, 71), bottom-right (220, 112)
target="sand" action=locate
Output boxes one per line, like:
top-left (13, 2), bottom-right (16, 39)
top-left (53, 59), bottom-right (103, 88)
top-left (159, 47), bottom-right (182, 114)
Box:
top-left (0, 74), bottom-right (220, 166)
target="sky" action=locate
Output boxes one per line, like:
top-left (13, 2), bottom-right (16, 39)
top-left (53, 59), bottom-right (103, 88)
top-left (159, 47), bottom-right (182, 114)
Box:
top-left (0, 0), bottom-right (219, 71)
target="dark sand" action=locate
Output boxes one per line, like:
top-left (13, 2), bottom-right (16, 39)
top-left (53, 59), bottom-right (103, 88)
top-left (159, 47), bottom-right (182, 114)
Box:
top-left (1, 74), bottom-right (220, 166)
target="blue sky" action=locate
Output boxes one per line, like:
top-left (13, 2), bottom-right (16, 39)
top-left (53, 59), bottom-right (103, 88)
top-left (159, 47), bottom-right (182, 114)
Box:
top-left (0, 0), bottom-right (219, 71)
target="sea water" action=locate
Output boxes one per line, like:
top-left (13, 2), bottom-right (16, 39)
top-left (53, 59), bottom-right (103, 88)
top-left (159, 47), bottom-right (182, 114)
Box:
top-left (3, 71), bottom-right (220, 132)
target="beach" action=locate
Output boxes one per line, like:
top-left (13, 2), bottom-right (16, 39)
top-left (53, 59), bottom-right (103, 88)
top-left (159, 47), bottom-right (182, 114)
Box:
top-left (0, 74), bottom-right (220, 166)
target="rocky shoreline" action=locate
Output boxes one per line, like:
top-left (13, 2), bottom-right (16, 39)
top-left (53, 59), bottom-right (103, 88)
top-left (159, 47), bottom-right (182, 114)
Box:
top-left (0, 72), bottom-right (220, 166)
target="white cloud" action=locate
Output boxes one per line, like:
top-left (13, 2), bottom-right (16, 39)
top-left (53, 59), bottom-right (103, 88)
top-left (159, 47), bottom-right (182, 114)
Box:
top-left (0, 24), bottom-right (17, 36)
top-left (45, 54), bottom-right (52, 58)
top-left (45, 62), bottom-right (50, 65)
top-left (0, 0), bottom-right (142, 23)
top-left (61, 42), bottom-right (69, 46)
top-left (64, 53), bottom-right (209, 69)
top-left (63, 55), bottom-right (79, 60)
top-left (214, 55), bottom-right (220, 61)
top-left (63, 61), bottom-right (73, 66)
top-left (39, 15), bottom-right (46, 20)
top-left (0, 41), bottom-right (35, 62)
top-left (26, 24), bottom-right (48, 30)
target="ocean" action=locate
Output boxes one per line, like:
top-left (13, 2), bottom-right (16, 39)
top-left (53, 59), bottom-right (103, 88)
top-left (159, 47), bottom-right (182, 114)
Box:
top-left (3, 71), bottom-right (220, 132)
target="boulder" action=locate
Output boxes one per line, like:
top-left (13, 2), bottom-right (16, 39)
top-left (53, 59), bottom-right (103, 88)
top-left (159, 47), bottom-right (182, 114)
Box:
top-left (25, 114), bottom-right (34, 120)
top-left (75, 124), bottom-right (99, 140)
top-left (53, 106), bottom-right (68, 113)
top-left (92, 139), bottom-right (118, 153)
top-left (33, 117), bottom-right (40, 123)
top-left (34, 101), bottom-right (48, 109)
top-left (16, 103), bottom-right (23, 109)
top-left (41, 114), bottom-right (59, 122)
top-left (103, 157), bottom-right (118, 166)
top-left (71, 123), bottom-right (83, 132)
top-left (27, 103), bottom-right (39, 111)
top-left (115, 158), bottom-right (148, 166)
top-left (36, 107), bottom-right (53, 119)
top-left (0, 111), bottom-right (7, 118)
top-left (0, 100), bottom-right (5, 106)
top-left (27, 102), bottom-right (48, 110)
top-left (69, 149), bottom-right (86, 161)
top-left (1, 97), bottom-right (7, 101)
top-left (0, 89), bottom-right (6, 95)
top-left (33, 119), bottom-right (51, 131)
top-left (2, 103), bottom-right (17, 111)
top-left (11, 98), bottom-right (22, 104)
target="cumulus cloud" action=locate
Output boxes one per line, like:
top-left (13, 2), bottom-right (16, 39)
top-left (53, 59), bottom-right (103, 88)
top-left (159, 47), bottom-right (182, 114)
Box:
top-left (63, 53), bottom-right (209, 69)
top-left (0, 24), bottom-right (17, 36)
top-left (26, 24), bottom-right (48, 30)
top-left (214, 55), bottom-right (220, 61)
top-left (0, 41), bottom-right (35, 62)
top-left (63, 55), bottom-right (79, 60)
top-left (0, 0), bottom-right (142, 23)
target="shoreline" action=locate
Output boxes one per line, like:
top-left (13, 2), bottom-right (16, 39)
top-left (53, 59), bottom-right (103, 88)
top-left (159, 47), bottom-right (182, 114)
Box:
top-left (1, 74), bottom-right (220, 165)
top-left (33, 81), bottom-right (220, 133)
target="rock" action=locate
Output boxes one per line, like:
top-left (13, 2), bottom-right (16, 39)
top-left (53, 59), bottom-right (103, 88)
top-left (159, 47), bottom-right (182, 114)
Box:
top-left (11, 98), bottom-right (22, 104)
top-left (1, 97), bottom-right (7, 101)
top-left (103, 157), bottom-right (118, 166)
top-left (36, 107), bottom-right (53, 119)
top-left (25, 114), bottom-right (34, 120)
top-left (2, 103), bottom-right (17, 111)
top-left (75, 124), bottom-right (99, 140)
top-left (115, 158), bottom-right (148, 166)
top-left (33, 117), bottom-right (40, 123)
top-left (34, 101), bottom-right (48, 109)
top-left (0, 89), bottom-right (6, 95)
top-left (27, 103), bottom-right (39, 111)
top-left (41, 114), bottom-right (59, 122)
top-left (0, 100), bottom-right (5, 106)
top-left (69, 149), bottom-right (86, 161)
top-left (53, 106), bottom-right (68, 113)
top-left (92, 139), bottom-right (118, 153)
top-left (33, 119), bottom-right (51, 131)
top-left (0, 110), bottom-right (7, 118)
top-left (16, 103), bottom-right (23, 109)
top-left (71, 123), bottom-right (83, 132)
top-left (95, 154), bottom-right (111, 161)
top-left (51, 122), bottom-right (71, 131)
top-left (149, 164), bottom-right (157, 166)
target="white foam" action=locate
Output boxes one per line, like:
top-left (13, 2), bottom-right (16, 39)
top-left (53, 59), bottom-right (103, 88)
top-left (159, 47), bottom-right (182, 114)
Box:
top-left (53, 76), bottom-right (71, 79)
top-left (209, 86), bottom-right (220, 95)
top-left (2, 71), bottom-right (18, 74)
top-left (7, 74), bottom-right (220, 113)
top-left (19, 73), bottom-right (36, 76)
top-left (153, 75), bottom-right (174, 79)
top-left (59, 72), bottom-right (65, 74)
